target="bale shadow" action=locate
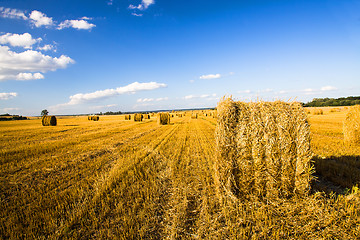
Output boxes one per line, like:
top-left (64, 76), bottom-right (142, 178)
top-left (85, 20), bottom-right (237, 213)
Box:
top-left (311, 155), bottom-right (360, 195)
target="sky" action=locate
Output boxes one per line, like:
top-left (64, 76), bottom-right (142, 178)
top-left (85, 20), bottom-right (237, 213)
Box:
top-left (0, 0), bottom-right (359, 116)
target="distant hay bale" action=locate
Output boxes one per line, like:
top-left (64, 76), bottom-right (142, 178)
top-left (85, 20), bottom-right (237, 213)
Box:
top-left (125, 115), bottom-right (131, 120)
top-left (313, 109), bottom-right (323, 115)
top-left (343, 105), bottom-right (360, 145)
top-left (42, 115), bottom-right (57, 126)
top-left (88, 115), bottom-right (99, 121)
top-left (191, 113), bottom-right (198, 119)
top-left (215, 97), bottom-right (312, 201)
top-left (157, 112), bottom-right (170, 125)
top-left (134, 113), bottom-right (143, 122)
top-left (143, 114), bottom-right (150, 119)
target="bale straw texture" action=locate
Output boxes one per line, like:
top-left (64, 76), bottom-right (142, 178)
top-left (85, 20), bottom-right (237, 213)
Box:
top-left (42, 115), bottom-right (57, 126)
top-left (157, 113), bottom-right (170, 125)
top-left (215, 97), bottom-right (312, 200)
top-left (134, 113), bottom-right (143, 122)
top-left (343, 105), bottom-right (360, 145)
top-left (125, 115), bottom-right (131, 120)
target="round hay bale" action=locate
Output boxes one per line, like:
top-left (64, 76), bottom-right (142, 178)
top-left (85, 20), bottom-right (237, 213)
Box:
top-left (343, 105), bottom-right (360, 145)
top-left (313, 109), bottom-right (323, 115)
top-left (215, 97), bottom-right (312, 201)
top-left (125, 115), bottom-right (131, 120)
top-left (42, 115), bottom-right (57, 126)
top-left (134, 113), bottom-right (143, 122)
top-left (88, 115), bottom-right (99, 121)
top-left (191, 113), bottom-right (198, 119)
top-left (157, 112), bottom-right (170, 125)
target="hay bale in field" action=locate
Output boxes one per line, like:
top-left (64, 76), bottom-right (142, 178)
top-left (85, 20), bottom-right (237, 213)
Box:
top-left (157, 112), bottom-right (170, 125)
top-left (343, 105), bottom-right (360, 145)
top-left (88, 115), bottom-right (99, 121)
top-left (134, 113), bottom-right (143, 122)
top-left (313, 109), bottom-right (323, 115)
top-left (143, 114), bottom-right (150, 119)
top-left (215, 97), bottom-right (312, 201)
top-left (125, 115), bottom-right (131, 120)
top-left (191, 113), bottom-right (198, 119)
top-left (42, 115), bottom-right (57, 126)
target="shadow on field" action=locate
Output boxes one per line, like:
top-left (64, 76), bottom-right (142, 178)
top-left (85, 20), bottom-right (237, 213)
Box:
top-left (311, 155), bottom-right (360, 195)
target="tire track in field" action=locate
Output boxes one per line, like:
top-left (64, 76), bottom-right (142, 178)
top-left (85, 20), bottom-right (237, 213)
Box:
top-left (55, 119), bottom-right (185, 239)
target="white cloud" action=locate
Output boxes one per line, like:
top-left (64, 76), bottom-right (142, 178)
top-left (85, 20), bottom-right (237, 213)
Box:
top-left (0, 33), bottom-right (41, 49)
top-left (90, 104), bottom-right (117, 110)
top-left (137, 98), bottom-right (154, 102)
top-left (184, 93), bottom-right (216, 100)
top-left (199, 73), bottom-right (221, 80)
top-left (29, 10), bottom-right (54, 27)
top-left (321, 86), bottom-right (337, 91)
top-left (129, 0), bottom-right (155, 11)
top-left (58, 19), bottom-right (96, 30)
top-left (0, 92), bottom-right (17, 100)
top-left (184, 95), bottom-right (195, 100)
top-left (16, 72), bottom-right (44, 80)
top-left (137, 97), bottom-right (168, 102)
top-left (107, 0), bottom-right (113, 5)
top-left (58, 82), bottom-right (167, 106)
top-left (238, 90), bottom-right (251, 94)
top-left (0, 7), bottom-right (27, 20)
top-left (1, 107), bottom-right (20, 112)
top-left (0, 45), bottom-right (74, 81)
top-left (37, 44), bottom-right (55, 52)
top-left (131, 13), bottom-right (143, 17)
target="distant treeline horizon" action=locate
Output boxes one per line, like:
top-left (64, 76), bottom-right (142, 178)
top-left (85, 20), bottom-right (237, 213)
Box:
top-left (303, 96), bottom-right (360, 107)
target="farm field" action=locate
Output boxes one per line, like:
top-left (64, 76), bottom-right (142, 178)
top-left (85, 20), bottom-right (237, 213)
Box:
top-left (1, 108), bottom-right (359, 239)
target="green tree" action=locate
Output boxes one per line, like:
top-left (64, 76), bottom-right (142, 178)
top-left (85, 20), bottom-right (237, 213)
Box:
top-left (41, 109), bottom-right (49, 116)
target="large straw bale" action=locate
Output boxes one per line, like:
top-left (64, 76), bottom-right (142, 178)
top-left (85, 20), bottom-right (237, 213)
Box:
top-left (343, 105), bottom-right (360, 145)
top-left (215, 97), bottom-right (312, 200)
top-left (157, 112), bottom-right (170, 125)
top-left (134, 113), bottom-right (143, 122)
top-left (125, 115), bottom-right (131, 120)
top-left (42, 115), bottom-right (57, 126)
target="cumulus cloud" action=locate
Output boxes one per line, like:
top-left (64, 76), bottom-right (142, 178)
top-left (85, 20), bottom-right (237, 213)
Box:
top-left (16, 72), bottom-right (44, 80)
top-left (137, 97), bottom-right (168, 102)
top-left (58, 19), bottom-right (96, 30)
top-left (58, 82), bottom-right (167, 106)
top-left (0, 32), bottom-right (41, 49)
top-left (0, 45), bottom-right (74, 81)
top-left (184, 93), bottom-right (216, 100)
top-left (129, 0), bottom-right (155, 11)
top-left (37, 44), bottom-right (55, 52)
top-left (0, 92), bottom-right (17, 100)
top-left (199, 74), bottom-right (221, 80)
top-left (1, 7), bottom-right (96, 31)
top-left (29, 10), bottom-right (54, 27)
top-left (321, 86), bottom-right (337, 91)
top-left (0, 7), bottom-right (27, 20)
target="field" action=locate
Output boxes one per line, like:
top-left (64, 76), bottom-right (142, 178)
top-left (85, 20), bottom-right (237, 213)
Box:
top-left (1, 108), bottom-right (359, 239)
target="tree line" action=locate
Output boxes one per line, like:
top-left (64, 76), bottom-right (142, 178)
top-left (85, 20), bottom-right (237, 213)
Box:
top-left (303, 96), bottom-right (360, 107)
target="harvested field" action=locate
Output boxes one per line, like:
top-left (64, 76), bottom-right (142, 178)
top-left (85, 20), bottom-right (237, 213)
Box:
top-left (1, 110), bottom-right (359, 239)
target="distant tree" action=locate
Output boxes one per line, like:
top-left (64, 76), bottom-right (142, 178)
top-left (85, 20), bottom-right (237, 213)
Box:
top-left (41, 109), bottom-right (49, 116)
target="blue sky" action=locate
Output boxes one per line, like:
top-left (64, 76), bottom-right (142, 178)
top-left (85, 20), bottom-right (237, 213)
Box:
top-left (0, 0), bottom-right (359, 115)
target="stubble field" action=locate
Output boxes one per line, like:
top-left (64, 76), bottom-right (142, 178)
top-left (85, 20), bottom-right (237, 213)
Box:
top-left (1, 108), bottom-right (359, 239)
